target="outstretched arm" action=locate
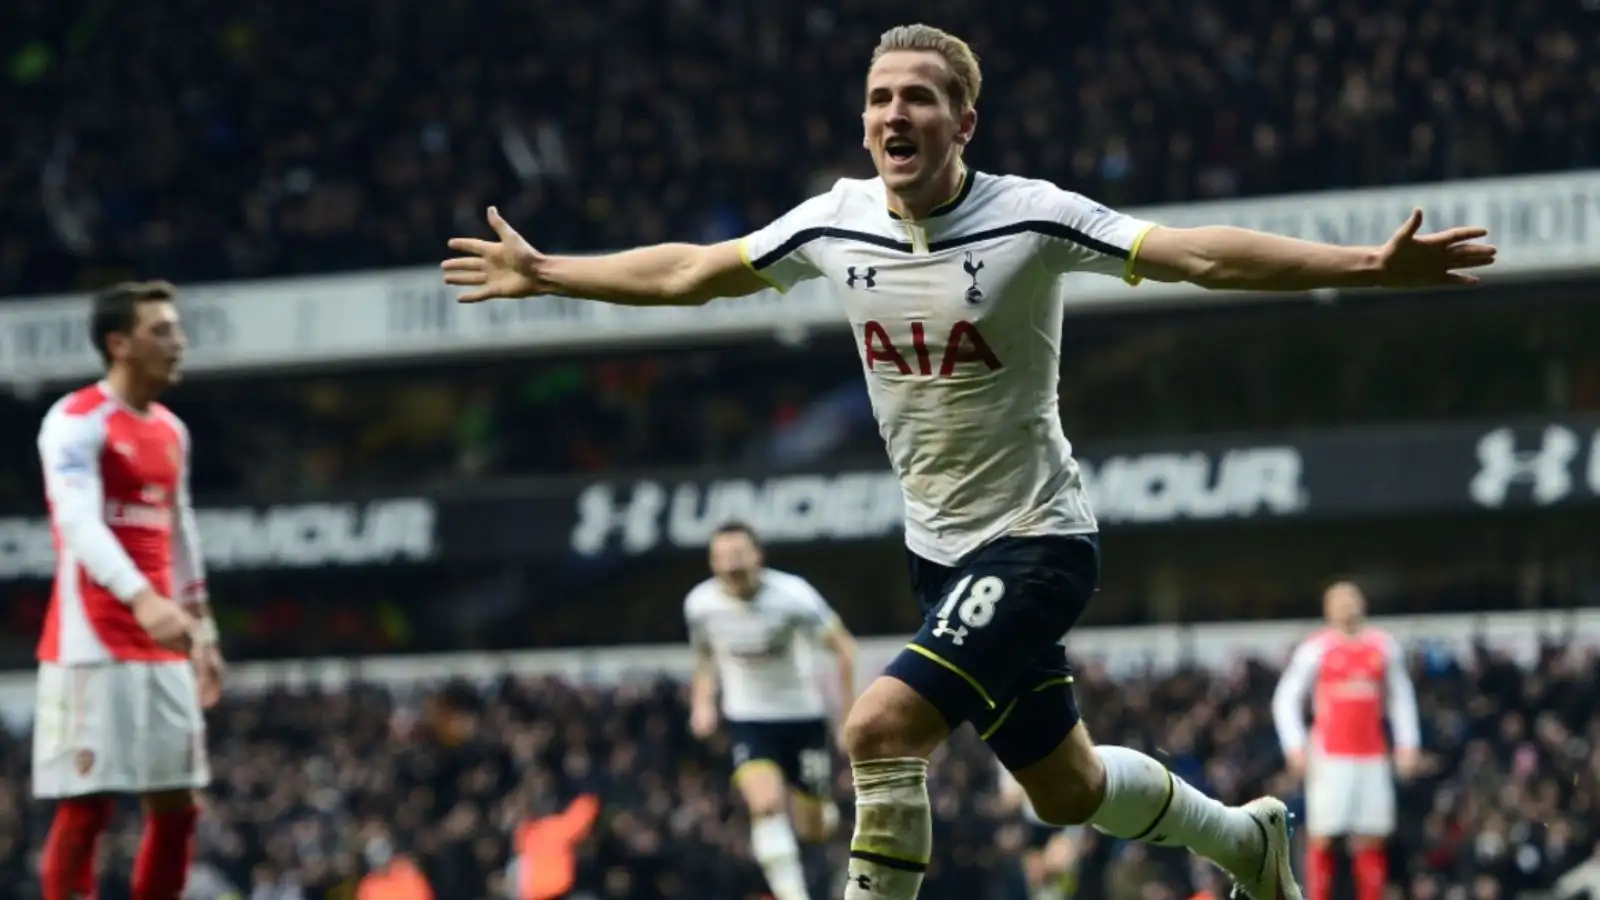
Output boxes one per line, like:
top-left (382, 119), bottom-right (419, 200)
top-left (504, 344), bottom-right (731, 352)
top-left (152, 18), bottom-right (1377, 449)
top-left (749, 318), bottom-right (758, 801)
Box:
top-left (1131, 208), bottom-right (1497, 292)
top-left (442, 207), bottom-right (770, 306)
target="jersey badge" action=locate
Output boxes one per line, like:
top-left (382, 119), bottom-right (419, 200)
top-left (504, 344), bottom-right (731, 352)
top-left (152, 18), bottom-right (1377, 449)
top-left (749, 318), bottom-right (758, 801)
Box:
top-left (963, 252), bottom-right (986, 304)
top-left (55, 448), bottom-right (91, 476)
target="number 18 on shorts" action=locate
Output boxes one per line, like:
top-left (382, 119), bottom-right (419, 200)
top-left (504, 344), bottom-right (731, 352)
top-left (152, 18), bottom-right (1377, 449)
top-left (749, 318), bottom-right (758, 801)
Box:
top-left (886, 534), bottom-right (1099, 771)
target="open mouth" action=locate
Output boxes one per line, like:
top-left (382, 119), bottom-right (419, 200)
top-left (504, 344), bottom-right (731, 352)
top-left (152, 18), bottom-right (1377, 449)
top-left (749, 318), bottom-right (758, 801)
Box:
top-left (885, 136), bottom-right (918, 163)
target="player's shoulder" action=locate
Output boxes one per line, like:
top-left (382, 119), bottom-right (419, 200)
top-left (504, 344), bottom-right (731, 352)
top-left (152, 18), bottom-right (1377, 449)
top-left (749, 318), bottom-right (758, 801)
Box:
top-left (826, 176), bottom-right (885, 205)
top-left (790, 176), bottom-right (880, 226)
top-left (760, 569), bottom-right (830, 608)
top-left (683, 577), bottom-right (726, 614)
top-left (54, 383), bottom-right (115, 419)
top-left (40, 383), bottom-right (115, 439)
top-left (1296, 628), bottom-right (1340, 657)
top-left (759, 566), bottom-right (810, 591)
top-left (149, 402), bottom-right (190, 442)
top-left (1361, 627), bottom-right (1403, 654)
top-left (967, 172), bottom-right (1082, 217)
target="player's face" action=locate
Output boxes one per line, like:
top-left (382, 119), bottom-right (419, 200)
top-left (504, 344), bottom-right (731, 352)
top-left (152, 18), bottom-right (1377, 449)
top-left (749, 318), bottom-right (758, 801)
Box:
top-left (1323, 583), bottom-right (1366, 631)
top-left (709, 533), bottom-right (763, 598)
top-left (862, 51), bottom-right (977, 197)
top-left (116, 301), bottom-right (188, 389)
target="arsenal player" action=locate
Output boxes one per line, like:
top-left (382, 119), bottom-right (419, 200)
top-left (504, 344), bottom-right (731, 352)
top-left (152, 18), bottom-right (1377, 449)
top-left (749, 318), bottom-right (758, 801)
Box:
top-left (1271, 582), bottom-right (1421, 900)
top-left (32, 280), bottom-right (224, 900)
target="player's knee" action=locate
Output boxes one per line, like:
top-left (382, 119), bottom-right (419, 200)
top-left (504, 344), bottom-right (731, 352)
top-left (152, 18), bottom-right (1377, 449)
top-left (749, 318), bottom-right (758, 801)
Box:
top-left (1010, 726), bottom-right (1105, 826)
top-left (56, 794), bottom-right (116, 830)
top-left (841, 677), bottom-right (947, 762)
top-left (1347, 834), bottom-right (1384, 852)
top-left (735, 764), bottom-right (788, 818)
top-left (791, 800), bottom-right (836, 843)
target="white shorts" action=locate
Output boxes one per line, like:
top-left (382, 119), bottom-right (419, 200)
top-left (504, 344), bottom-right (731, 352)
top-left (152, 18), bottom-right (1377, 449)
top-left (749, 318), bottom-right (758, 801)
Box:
top-left (32, 661), bottom-right (210, 798)
top-left (1304, 750), bottom-right (1394, 837)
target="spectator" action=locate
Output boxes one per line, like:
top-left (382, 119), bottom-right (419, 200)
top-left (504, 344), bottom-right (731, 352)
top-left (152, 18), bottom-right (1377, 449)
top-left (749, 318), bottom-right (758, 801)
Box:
top-left (2, 0), bottom-right (1594, 295)
top-left (0, 634), bottom-right (1592, 899)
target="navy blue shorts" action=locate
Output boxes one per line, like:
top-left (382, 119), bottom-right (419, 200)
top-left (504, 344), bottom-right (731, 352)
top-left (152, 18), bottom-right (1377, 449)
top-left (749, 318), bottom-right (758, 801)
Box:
top-left (727, 717), bottom-right (833, 800)
top-left (884, 533), bottom-right (1099, 771)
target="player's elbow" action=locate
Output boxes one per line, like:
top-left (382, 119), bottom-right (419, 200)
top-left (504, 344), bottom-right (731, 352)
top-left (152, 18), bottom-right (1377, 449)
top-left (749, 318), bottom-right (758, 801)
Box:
top-left (53, 506), bottom-right (104, 554)
top-left (660, 272), bottom-right (715, 306)
top-left (659, 246), bottom-right (728, 306)
top-left (664, 240), bottom-right (769, 305)
top-left (833, 641), bottom-right (857, 671)
top-left (1129, 226), bottom-right (1223, 287)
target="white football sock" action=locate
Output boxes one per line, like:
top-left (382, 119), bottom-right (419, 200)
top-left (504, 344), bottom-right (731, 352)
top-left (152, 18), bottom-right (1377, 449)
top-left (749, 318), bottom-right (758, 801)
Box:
top-left (751, 814), bottom-right (812, 900)
top-left (844, 758), bottom-right (931, 900)
top-left (1088, 746), bottom-right (1264, 866)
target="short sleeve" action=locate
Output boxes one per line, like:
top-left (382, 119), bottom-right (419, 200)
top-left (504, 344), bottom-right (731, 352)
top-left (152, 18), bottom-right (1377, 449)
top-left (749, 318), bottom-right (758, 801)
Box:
top-left (787, 578), bottom-right (840, 635)
top-left (1035, 185), bottom-right (1158, 285)
top-left (738, 185), bottom-right (845, 294)
top-left (683, 591), bottom-right (711, 654)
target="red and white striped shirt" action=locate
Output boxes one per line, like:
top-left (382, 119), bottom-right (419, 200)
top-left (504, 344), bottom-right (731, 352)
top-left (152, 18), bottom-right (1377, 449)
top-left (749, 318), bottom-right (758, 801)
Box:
top-left (35, 382), bottom-right (207, 664)
top-left (1271, 627), bottom-right (1420, 758)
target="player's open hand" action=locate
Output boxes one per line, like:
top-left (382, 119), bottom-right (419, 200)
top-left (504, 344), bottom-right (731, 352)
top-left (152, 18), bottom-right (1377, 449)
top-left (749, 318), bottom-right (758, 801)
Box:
top-left (1393, 746), bottom-right (1423, 781)
top-left (132, 590), bottom-right (196, 654)
top-left (1373, 208), bottom-right (1497, 287)
top-left (192, 642), bottom-right (226, 709)
top-left (1283, 747), bottom-right (1307, 781)
top-left (441, 206), bottom-right (546, 303)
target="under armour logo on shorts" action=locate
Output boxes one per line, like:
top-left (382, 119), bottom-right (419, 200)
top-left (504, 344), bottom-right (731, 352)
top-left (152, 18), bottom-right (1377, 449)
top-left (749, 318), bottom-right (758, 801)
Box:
top-left (932, 620), bottom-right (969, 646)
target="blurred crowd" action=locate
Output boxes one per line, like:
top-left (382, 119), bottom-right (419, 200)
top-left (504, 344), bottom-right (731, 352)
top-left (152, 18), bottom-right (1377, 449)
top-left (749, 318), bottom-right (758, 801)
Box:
top-left (0, 637), bottom-right (1594, 900)
top-left (3, 0), bottom-right (1596, 295)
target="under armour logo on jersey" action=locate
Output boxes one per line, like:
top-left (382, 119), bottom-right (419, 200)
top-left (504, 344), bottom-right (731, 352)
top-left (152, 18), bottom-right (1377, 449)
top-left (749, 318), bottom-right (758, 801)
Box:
top-left (853, 874), bottom-right (873, 892)
top-left (847, 266), bottom-right (878, 289)
top-left (962, 252), bottom-right (985, 304)
top-left (1470, 425), bottom-right (1581, 508)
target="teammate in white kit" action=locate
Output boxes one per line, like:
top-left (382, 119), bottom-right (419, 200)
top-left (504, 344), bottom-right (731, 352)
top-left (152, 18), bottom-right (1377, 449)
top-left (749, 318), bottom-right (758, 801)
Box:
top-left (686, 522), bottom-right (857, 900)
top-left (33, 280), bottom-right (225, 900)
top-left (441, 24), bottom-right (1495, 899)
top-left (1271, 582), bottom-right (1421, 900)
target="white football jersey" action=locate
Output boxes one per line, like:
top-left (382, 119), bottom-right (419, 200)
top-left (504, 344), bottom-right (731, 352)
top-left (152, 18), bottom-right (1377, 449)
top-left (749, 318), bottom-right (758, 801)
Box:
top-left (740, 171), bottom-right (1156, 565)
top-left (684, 568), bottom-right (839, 722)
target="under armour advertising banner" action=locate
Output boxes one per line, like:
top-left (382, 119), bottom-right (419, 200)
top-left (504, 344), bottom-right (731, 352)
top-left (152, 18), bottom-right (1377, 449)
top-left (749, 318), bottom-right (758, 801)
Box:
top-left (0, 416), bottom-right (1596, 574)
top-left (564, 416), bottom-right (1600, 557)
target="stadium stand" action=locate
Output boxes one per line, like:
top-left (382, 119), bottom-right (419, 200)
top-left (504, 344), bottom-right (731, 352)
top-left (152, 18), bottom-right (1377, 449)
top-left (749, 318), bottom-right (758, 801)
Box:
top-left (2, 0), bottom-right (1596, 294)
top-left (0, 631), bottom-right (1594, 899)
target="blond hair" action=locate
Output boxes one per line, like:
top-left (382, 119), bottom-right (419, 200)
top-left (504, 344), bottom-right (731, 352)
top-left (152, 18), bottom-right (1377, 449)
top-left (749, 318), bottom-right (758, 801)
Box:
top-left (870, 24), bottom-right (983, 113)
